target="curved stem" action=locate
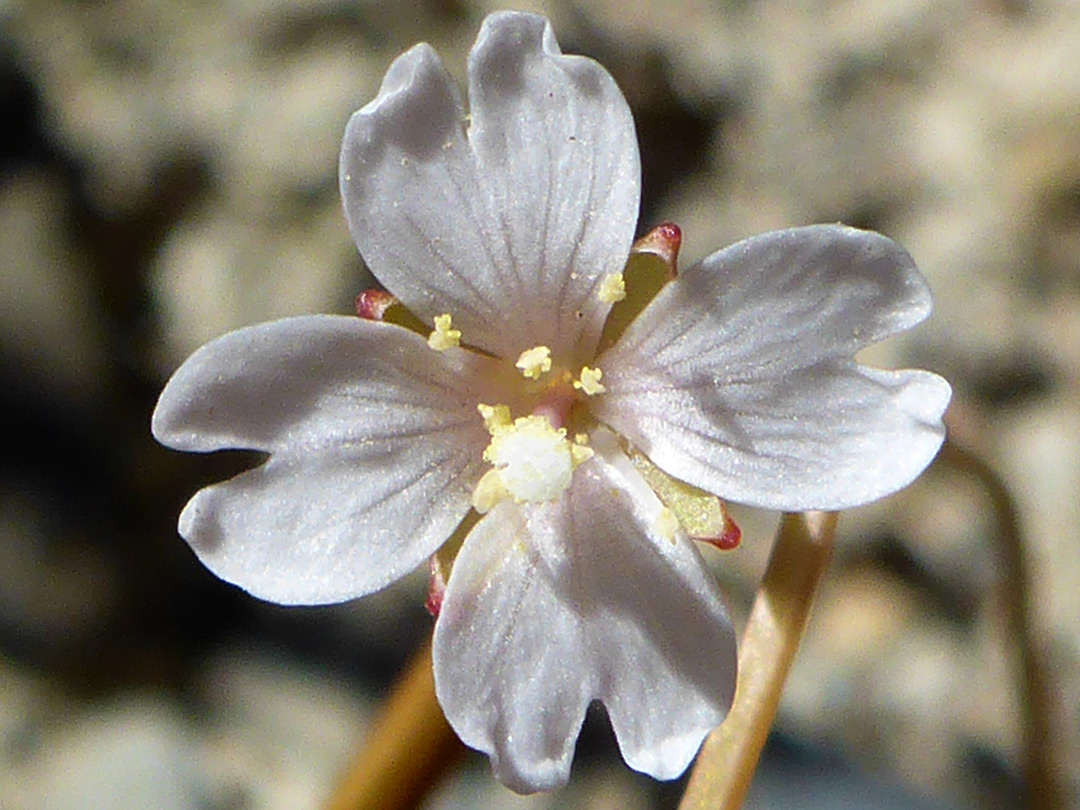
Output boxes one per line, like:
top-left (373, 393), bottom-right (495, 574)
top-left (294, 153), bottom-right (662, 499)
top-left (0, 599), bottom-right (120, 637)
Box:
top-left (323, 638), bottom-right (463, 810)
top-left (678, 511), bottom-right (838, 810)
top-left (937, 440), bottom-right (1062, 810)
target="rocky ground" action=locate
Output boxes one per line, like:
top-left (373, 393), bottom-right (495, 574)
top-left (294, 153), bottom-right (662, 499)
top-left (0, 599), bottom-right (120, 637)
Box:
top-left (1, 0), bottom-right (1078, 808)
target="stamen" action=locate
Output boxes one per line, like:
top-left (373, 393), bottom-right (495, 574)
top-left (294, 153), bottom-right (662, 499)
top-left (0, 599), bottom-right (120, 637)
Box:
top-left (477, 403), bottom-right (512, 433)
top-left (573, 367), bottom-right (606, 396)
top-left (598, 273), bottom-right (627, 303)
top-left (628, 446), bottom-right (734, 542)
top-left (655, 507), bottom-right (680, 542)
top-left (515, 346), bottom-right (552, 380)
top-left (597, 222), bottom-right (682, 353)
top-left (472, 468), bottom-right (509, 514)
top-left (427, 314), bottom-right (461, 351)
top-left (570, 441), bottom-right (594, 468)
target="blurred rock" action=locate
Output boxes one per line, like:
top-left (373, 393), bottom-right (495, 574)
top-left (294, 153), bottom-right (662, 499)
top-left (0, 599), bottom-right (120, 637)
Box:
top-left (19, 695), bottom-right (204, 810)
top-left (746, 732), bottom-right (954, 810)
top-left (0, 658), bottom-right (52, 809)
top-left (998, 397), bottom-right (1080, 636)
top-left (149, 193), bottom-right (362, 373)
top-left (423, 755), bottom-right (654, 810)
top-left (2, 0), bottom-right (1079, 807)
top-left (0, 172), bottom-right (108, 407)
top-left (196, 647), bottom-right (371, 810)
top-left (0, 481), bottom-right (119, 649)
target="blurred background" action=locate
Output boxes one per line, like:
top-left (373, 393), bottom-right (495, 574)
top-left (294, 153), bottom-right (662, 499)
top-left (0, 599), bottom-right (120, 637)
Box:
top-left (1, 0), bottom-right (1078, 808)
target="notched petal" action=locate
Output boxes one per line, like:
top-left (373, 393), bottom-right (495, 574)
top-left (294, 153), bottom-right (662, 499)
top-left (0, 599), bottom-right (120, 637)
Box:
top-left (433, 429), bottom-right (735, 792)
top-left (466, 12), bottom-right (642, 362)
top-left (339, 13), bottom-right (640, 362)
top-left (470, 12), bottom-right (601, 103)
top-left (598, 225), bottom-right (951, 510)
top-left (343, 44), bottom-right (463, 167)
top-left (153, 316), bottom-right (498, 604)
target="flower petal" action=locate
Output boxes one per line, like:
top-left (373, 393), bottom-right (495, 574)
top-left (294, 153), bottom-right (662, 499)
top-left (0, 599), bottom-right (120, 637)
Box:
top-left (339, 11), bottom-right (640, 363)
top-left (433, 430), bottom-right (735, 792)
top-left (596, 225), bottom-right (951, 510)
top-left (152, 315), bottom-right (494, 604)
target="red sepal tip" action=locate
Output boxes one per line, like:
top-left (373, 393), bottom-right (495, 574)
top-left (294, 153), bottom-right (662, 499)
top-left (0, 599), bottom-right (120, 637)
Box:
top-left (631, 221), bottom-right (682, 276)
top-left (425, 555), bottom-right (447, 618)
top-left (696, 517), bottom-right (742, 552)
top-left (355, 289), bottom-right (397, 320)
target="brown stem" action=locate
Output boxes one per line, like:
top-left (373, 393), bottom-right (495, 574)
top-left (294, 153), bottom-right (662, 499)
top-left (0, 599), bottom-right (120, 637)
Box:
top-left (678, 512), bottom-right (838, 810)
top-left (937, 440), bottom-right (1062, 810)
top-left (323, 638), bottom-right (463, 810)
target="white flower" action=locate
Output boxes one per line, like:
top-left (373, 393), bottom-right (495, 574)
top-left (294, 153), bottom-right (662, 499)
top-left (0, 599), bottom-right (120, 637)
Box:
top-left (151, 11), bottom-right (951, 794)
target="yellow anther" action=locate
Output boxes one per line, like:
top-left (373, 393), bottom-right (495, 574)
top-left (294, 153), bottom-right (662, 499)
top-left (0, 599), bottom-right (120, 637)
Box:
top-left (515, 345), bottom-right (552, 380)
top-left (570, 442), bottom-right (594, 468)
top-left (427, 313), bottom-right (461, 351)
top-left (472, 469), bottom-right (509, 514)
top-left (573, 366), bottom-right (606, 396)
top-left (655, 507), bottom-right (680, 543)
top-left (573, 433), bottom-right (589, 446)
top-left (598, 273), bottom-right (627, 304)
top-left (477, 403), bottom-right (512, 434)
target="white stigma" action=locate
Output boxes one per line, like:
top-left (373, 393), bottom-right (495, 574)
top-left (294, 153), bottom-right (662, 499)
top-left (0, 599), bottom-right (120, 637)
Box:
top-left (473, 406), bottom-right (593, 512)
top-left (655, 507), bottom-right (679, 542)
top-left (486, 415), bottom-right (572, 503)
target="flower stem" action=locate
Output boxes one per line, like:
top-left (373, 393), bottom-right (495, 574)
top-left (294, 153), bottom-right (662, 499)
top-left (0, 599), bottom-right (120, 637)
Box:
top-left (937, 440), bottom-right (1064, 810)
top-left (323, 638), bottom-right (462, 810)
top-left (678, 511), bottom-right (838, 810)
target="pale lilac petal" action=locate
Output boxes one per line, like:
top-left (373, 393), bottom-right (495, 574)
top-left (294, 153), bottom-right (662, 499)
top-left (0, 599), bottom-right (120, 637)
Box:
top-left (597, 225), bottom-right (951, 510)
top-left (433, 430), bottom-right (735, 792)
top-left (152, 315), bottom-right (495, 604)
top-left (339, 11), bottom-right (639, 363)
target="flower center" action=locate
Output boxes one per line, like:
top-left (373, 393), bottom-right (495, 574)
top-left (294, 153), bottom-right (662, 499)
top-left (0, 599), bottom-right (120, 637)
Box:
top-left (472, 407), bottom-right (594, 513)
top-left (472, 340), bottom-right (598, 515)
top-left (420, 319), bottom-right (608, 513)
top-left (402, 227), bottom-right (741, 543)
